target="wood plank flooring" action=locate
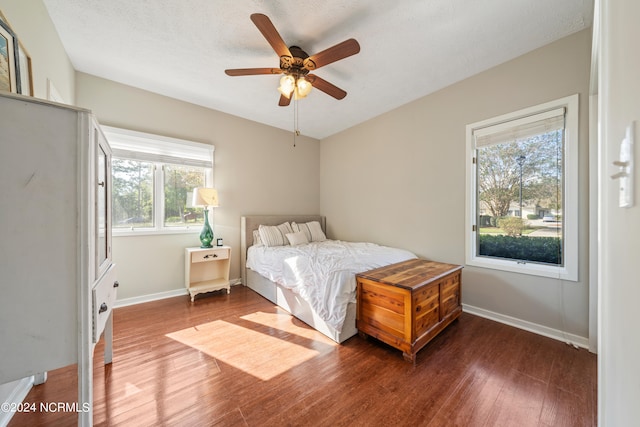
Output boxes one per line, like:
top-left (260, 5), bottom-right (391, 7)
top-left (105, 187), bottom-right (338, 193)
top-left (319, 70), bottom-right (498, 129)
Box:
top-left (8, 285), bottom-right (597, 426)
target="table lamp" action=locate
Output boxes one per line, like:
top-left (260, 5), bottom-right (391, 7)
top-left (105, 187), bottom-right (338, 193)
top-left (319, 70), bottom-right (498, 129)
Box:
top-left (191, 188), bottom-right (218, 248)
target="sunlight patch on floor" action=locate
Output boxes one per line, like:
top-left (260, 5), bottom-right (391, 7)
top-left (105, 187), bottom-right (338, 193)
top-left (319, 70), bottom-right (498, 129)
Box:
top-left (240, 310), bottom-right (338, 345)
top-left (123, 382), bottom-right (143, 397)
top-left (166, 313), bottom-right (322, 380)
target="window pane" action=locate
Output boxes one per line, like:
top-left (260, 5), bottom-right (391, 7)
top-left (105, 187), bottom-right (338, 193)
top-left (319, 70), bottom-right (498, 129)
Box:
top-left (163, 164), bottom-right (206, 227)
top-left (112, 159), bottom-right (154, 228)
top-left (97, 142), bottom-right (108, 265)
top-left (476, 129), bottom-right (564, 266)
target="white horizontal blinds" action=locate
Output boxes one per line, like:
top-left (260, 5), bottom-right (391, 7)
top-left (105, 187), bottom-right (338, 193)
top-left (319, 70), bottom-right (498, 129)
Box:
top-left (102, 126), bottom-right (214, 168)
top-left (111, 149), bottom-right (212, 168)
top-left (474, 107), bottom-right (566, 148)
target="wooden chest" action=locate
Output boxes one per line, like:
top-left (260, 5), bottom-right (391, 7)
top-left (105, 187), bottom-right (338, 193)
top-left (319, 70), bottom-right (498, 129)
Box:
top-left (356, 259), bottom-right (463, 363)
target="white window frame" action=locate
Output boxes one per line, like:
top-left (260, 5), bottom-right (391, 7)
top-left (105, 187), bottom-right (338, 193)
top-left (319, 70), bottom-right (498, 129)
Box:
top-left (465, 94), bottom-right (579, 281)
top-left (103, 126), bottom-right (214, 236)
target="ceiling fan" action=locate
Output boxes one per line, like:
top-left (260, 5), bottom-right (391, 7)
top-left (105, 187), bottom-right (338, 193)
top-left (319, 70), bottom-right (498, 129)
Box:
top-left (225, 13), bottom-right (361, 107)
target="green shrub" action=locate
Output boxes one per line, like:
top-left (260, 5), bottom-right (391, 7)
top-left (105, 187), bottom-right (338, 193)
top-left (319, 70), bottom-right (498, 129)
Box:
top-left (479, 234), bottom-right (562, 265)
top-left (497, 217), bottom-right (527, 236)
top-left (527, 214), bottom-right (539, 220)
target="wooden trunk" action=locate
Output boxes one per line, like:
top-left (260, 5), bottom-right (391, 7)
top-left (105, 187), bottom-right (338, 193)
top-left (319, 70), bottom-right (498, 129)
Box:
top-left (356, 259), bottom-right (462, 363)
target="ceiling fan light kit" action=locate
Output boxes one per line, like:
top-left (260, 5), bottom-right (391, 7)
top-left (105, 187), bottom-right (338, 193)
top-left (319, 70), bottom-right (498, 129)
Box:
top-left (225, 13), bottom-right (360, 107)
top-left (278, 74), bottom-right (312, 100)
top-left (278, 74), bottom-right (295, 98)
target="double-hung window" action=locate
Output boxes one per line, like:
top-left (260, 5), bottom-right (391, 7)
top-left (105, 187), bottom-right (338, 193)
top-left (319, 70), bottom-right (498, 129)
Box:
top-left (465, 95), bottom-right (579, 281)
top-left (102, 126), bottom-right (214, 234)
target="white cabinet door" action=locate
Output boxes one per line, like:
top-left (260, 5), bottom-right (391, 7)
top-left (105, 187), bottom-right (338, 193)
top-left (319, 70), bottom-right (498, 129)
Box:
top-left (95, 125), bottom-right (112, 280)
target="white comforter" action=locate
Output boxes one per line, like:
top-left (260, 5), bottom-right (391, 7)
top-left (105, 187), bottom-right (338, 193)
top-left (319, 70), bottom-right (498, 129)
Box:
top-left (246, 240), bottom-right (416, 333)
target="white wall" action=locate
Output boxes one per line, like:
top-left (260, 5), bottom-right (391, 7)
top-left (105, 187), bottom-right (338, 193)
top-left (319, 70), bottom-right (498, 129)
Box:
top-left (321, 30), bottom-right (592, 341)
top-left (75, 73), bottom-right (320, 300)
top-left (598, 0), bottom-right (640, 424)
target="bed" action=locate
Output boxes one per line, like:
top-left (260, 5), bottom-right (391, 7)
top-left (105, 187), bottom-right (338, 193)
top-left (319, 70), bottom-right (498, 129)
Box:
top-left (240, 215), bottom-right (416, 343)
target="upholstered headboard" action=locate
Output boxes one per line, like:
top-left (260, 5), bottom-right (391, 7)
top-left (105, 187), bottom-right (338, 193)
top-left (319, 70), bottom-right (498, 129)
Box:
top-left (240, 215), bottom-right (326, 285)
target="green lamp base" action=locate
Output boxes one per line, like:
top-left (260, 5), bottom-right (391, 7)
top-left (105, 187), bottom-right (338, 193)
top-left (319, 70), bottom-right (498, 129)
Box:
top-left (199, 208), bottom-right (214, 248)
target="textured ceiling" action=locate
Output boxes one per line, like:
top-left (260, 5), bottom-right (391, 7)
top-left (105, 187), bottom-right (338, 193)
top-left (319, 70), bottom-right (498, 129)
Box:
top-left (42, 0), bottom-right (593, 139)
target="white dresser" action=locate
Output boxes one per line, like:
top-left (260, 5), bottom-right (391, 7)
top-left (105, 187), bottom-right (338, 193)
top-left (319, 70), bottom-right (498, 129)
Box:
top-left (0, 93), bottom-right (117, 426)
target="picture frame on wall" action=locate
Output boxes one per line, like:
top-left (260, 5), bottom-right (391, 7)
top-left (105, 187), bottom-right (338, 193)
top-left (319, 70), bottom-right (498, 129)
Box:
top-left (17, 41), bottom-right (32, 96)
top-left (0, 16), bottom-right (19, 93)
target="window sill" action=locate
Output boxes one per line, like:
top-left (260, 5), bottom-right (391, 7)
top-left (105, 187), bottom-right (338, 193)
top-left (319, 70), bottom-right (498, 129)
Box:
top-left (466, 256), bottom-right (577, 282)
top-left (113, 228), bottom-right (201, 237)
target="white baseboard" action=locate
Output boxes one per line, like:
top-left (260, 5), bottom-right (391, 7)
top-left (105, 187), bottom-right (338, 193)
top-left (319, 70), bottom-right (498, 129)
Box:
top-left (114, 278), bottom-right (242, 308)
top-left (462, 304), bottom-right (589, 349)
top-left (0, 376), bottom-right (34, 427)
top-left (114, 288), bottom-right (188, 308)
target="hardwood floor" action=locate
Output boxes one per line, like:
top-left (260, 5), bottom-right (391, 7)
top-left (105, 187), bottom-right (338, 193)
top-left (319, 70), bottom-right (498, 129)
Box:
top-left (9, 285), bottom-right (596, 426)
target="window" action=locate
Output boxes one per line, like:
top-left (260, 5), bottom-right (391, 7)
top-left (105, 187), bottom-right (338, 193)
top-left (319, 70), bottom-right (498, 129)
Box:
top-left (112, 159), bottom-right (154, 227)
top-left (465, 95), bottom-right (578, 281)
top-left (103, 126), bottom-right (214, 234)
top-left (163, 164), bottom-right (208, 227)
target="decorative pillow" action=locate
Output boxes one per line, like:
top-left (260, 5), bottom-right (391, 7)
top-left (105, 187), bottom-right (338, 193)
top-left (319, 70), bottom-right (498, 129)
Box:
top-left (258, 222), bottom-right (294, 247)
top-left (306, 221), bottom-right (327, 242)
top-left (252, 230), bottom-right (263, 246)
top-left (291, 222), bottom-right (312, 241)
top-left (293, 221), bottom-right (326, 242)
top-left (286, 231), bottom-right (309, 246)
top-left (258, 224), bottom-right (286, 247)
top-left (277, 221), bottom-right (294, 238)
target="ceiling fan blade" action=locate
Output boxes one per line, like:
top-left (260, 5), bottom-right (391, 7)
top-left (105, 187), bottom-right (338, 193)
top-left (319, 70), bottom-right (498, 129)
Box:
top-left (304, 39), bottom-right (360, 70)
top-left (278, 94), bottom-right (292, 107)
top-left (225, 68), bottom-right (283, 76)
top-left (250, 13), bottom-right (292, 59)
top-left (307, 74), bottom-right (347, 100)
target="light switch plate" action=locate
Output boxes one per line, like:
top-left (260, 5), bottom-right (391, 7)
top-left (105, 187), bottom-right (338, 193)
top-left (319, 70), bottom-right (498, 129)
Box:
top-left (617, 122), bottom-right (634, 208)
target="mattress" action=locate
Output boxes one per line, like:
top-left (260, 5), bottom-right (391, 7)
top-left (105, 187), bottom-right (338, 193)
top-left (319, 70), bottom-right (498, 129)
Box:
top-left (247, 240), bottom-right (416, 333)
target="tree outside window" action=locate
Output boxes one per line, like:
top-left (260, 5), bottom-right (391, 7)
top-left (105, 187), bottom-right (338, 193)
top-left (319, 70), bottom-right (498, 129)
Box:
top-left (112, 159), bottom-right (154, 228)
top-left (164, 164), bottom-right (206, 227)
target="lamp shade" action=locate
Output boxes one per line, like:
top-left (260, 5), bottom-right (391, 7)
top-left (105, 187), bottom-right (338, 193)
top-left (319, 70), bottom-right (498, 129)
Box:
top-left (278, 75), bottom-right (295, 99)
top-left (296, 76), bottom-right (312, 98)
top-left (191, 188), bottom-right (219, 207)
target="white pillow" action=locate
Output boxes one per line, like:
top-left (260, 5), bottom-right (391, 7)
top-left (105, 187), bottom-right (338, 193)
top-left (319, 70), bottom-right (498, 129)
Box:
top-left (258, 224), bottom-right (285, 247)
top-left (306, 221), bottom-right (326, 242)
top-left (252, 230), bottom-right (263, 246)
top-left (286, 231), bottom-right (309, 246)
top-left (258, 222), bottom-right (294, 247)
top-left (293, 221), bottom-right (326, 242)
top-left (277, 221), bottom-right (294, 237)
top-left (292, 222), bottom-right (311, 241)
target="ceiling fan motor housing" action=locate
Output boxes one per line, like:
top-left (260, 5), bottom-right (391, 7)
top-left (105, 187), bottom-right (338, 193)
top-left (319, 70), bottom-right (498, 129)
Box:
top-left (280, 46), bottom-right (315, 74)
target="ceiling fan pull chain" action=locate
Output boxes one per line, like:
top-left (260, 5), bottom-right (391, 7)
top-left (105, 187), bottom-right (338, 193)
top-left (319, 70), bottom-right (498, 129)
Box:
top-left (293, 97), bottom-right (300, 147)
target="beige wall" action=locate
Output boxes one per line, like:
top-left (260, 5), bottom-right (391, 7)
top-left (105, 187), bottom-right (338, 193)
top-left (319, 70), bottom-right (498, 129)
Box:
top-left (598, 0), bottom-right (640, 423)
top-left (321, 29), bottom-right (593, 340)
top-left (0, 1), bottom-right (594, 339)
top-left (75, 73), bottom-right (320, 300)
top-left (0, 0), bottom-right (75, 102)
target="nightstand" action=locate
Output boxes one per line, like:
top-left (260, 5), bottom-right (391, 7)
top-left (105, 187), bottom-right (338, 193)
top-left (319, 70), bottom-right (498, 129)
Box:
top-left (184, 246), bottom-right (231, 302)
